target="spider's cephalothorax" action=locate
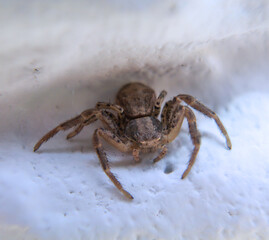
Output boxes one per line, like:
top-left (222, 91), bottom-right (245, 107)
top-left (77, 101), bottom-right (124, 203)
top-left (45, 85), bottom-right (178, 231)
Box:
top-left (34, 82), bottom-right (232, 199)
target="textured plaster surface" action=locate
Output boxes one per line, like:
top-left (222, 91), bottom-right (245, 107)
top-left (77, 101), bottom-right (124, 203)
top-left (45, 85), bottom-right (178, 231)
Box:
top-left (0, 1), bottom-right (269, 239)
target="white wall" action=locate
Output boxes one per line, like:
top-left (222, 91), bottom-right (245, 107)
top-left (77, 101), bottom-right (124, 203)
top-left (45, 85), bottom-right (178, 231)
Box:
top-left (0, 1), bottom-right (269, 239)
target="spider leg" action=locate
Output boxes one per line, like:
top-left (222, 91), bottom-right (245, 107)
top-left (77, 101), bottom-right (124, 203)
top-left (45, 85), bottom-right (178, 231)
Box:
top-left (176, 94), bottom-right (232, 149)
top-left (161, 99), bottom-right (201, 178)
top-left (66, 124), bottom-right (85, 140)
top-left (96, 102), bottom-right (123, 114)
top-left (93, 128), bottom-right (133, 199)
top-left (96, 102), bottom-right (125, 131)
top-left (152, 98), bottom-right (185, 163)
top-left (153, 146), bottom-right (168, 163)
top-left (181, 106), bottom-right (201, 179)
top-left (33, 109), bottom-right (101, 151)
top-left (153, 90), bottom-right (167, 117)
top-left (33, 102), bottom-right (125, 151)
top-left (132, 148), bottom-right (141, 163)
top-left (161, 98), bottom-right (185, 143)
top-left (66, 116), bottom-right (95, 140)
top-left (67, 109), bottom-right (120, 140)
top-left (33, 114), bottom-right (86, 152)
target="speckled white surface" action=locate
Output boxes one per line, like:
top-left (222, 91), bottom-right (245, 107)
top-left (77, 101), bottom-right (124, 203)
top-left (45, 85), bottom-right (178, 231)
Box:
top-left (0, 1), bottom-right (269, 240)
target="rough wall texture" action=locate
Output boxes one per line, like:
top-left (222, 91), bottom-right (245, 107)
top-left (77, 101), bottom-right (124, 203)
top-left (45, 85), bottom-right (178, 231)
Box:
top-left (0, 1), bottom-right (269, 239)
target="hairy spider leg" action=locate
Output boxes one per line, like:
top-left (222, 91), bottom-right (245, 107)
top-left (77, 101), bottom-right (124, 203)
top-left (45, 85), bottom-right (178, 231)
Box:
top-left (181, 106), bottom-right (201, 179)
top-left (33, 114), bottom-right (85, 152)
top-left (132, 148), bottom-right (141, 163)
top-left (68, 102), bottom-right (125, 140)
top-left (176, 94), bottom-right (232, 149)
top-left (66, 116), bottom-right (96, 140)
top-left (153, 90), bottom-right (167, 117)
top-left (33, 103), bottom-right (123, 152)
top-left (80, 109), bottom-right (134, 199)
top-left (93, 128), bottom-right (133, 199)
top-left (153, 145), bottom-right (168, 163)
top-left (96, 102), bottom-right (125, 131)
top-left (161, 98), bottom-right (185, 143)
top-left (160, 98), bottom-right (201, 179)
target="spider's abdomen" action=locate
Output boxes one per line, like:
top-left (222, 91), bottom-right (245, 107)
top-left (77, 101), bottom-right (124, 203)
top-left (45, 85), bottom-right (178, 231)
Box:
top-left (116, 82), bottom-right (156, 118)
top-left (125, 117), bottom-right (162, 144)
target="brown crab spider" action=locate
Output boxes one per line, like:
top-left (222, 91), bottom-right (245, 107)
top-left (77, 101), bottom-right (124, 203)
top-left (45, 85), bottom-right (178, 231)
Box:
top-left (34, 82), bottom-right (232, 199)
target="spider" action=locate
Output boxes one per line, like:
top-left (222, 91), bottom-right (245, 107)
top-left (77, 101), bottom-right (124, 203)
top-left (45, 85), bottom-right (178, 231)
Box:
top-left (34, 82), bottom-right (232, 199)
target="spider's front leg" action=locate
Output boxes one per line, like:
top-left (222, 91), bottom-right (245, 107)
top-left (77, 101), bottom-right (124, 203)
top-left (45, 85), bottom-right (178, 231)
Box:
top-left (96, 102), bottom-right (125, 131)
top-left (161, 98), bottom-right (201, 179)
top-left (67, 102), bottom-right (124, 139)
top-left (153, 90), bottom-right (167, 117)
top-left (33, 102), bottom-right (123, 152)
top-left (93, 128), bottom-right (134, 199)
top-left (132, 148), bottom-right (141, 163)
top-left (176, 94), bottom-right (232, 149)
top-left (153, 145), bottom-right (168, 163)
top-left (33, 109), bottom-right (96, 152)
top-left (180, 107), bottom-right (201, 179)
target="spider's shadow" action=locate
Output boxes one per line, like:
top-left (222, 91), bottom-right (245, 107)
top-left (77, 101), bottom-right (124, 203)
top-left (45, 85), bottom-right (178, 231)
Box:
top-left (36, 137), bottom-right (137, 167)
top-left (200, 130), bottom-right (228, 149)
top-left (35, 138), bottom-right (95, 154)
top-left (4, 55), bottom-right (242, 150)
top-left (36, 146), bottom-right (94, 154)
